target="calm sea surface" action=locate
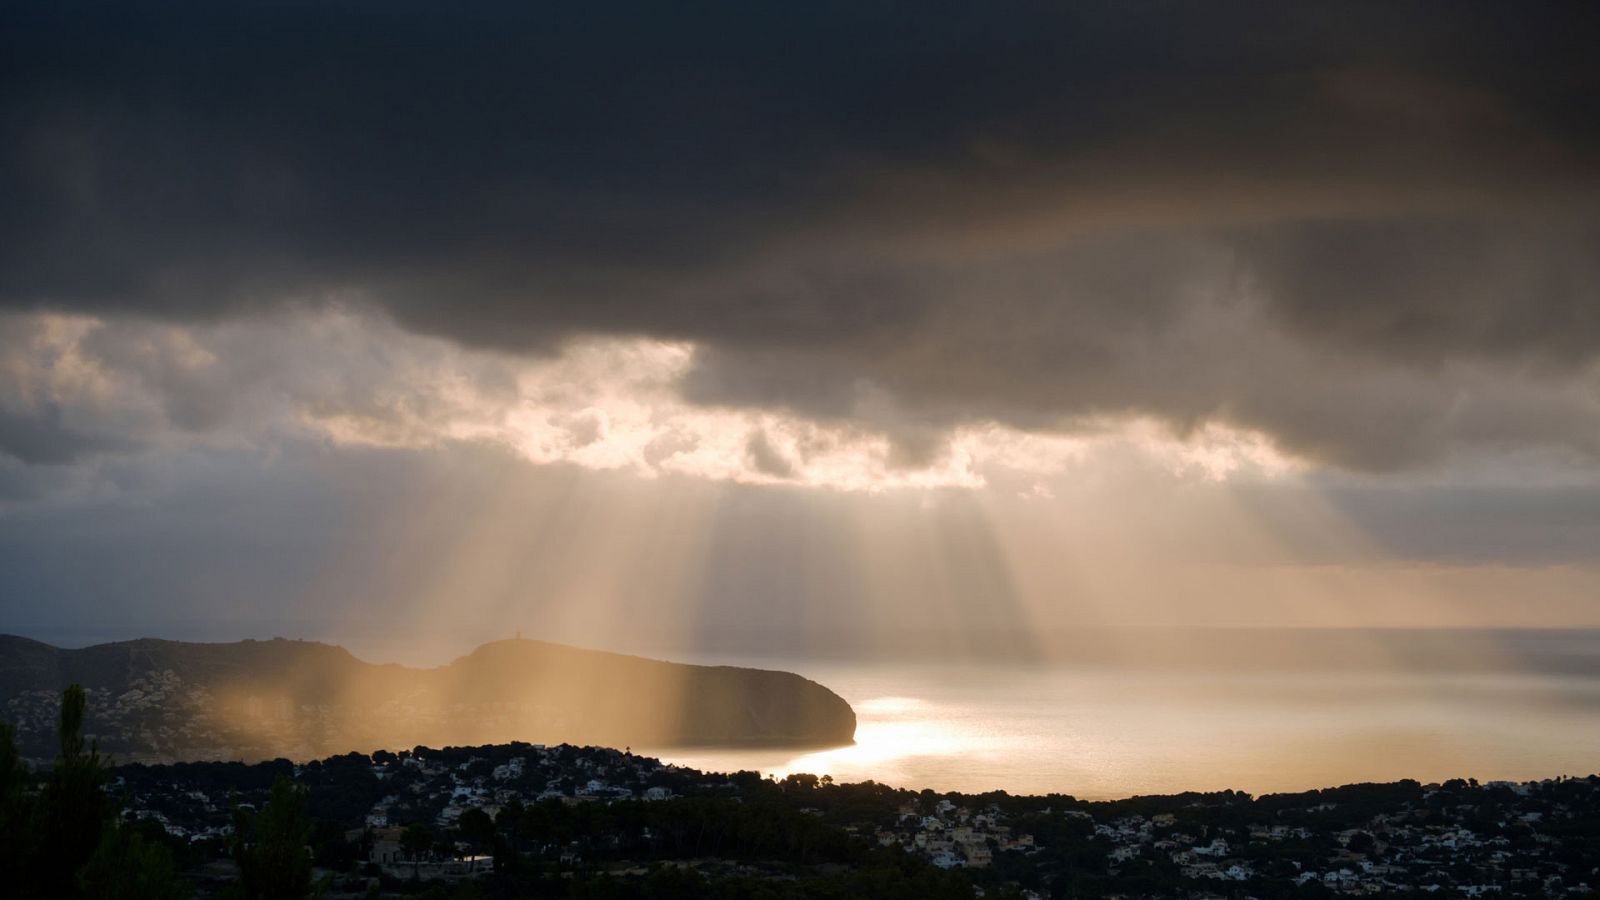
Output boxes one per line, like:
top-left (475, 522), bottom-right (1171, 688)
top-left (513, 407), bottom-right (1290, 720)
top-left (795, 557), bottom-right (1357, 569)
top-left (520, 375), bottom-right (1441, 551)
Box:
top-left (646, 636), bottom-right (1600, 798)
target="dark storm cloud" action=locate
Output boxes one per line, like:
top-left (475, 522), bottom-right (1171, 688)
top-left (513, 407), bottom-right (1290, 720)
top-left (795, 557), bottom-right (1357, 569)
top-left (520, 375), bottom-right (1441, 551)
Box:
top-left (0, 404), bottom-right (129, 465)
top-left (1241, 218), bottom-right (1600, 366)
top-left (4, 1), bottom-right (1600, 469)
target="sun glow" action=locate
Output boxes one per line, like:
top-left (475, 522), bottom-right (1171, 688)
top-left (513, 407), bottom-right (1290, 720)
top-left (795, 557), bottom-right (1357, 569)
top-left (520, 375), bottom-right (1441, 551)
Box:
top-left (763, 694), bottom-right (1013, 786)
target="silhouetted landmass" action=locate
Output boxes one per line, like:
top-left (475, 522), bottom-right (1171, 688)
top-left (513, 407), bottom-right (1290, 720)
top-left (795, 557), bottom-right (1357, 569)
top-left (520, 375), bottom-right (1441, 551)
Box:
top-left (0, 636), bottom-right (856, 762)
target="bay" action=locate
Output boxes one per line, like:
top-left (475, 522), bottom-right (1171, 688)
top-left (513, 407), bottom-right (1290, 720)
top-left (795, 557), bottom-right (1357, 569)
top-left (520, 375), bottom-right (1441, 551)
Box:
top-left (649, 633), bottom-right (1600, 798)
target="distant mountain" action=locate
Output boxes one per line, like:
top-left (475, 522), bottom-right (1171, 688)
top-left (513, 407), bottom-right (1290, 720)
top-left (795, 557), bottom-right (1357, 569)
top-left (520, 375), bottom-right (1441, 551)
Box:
top-left (0, 635), bottom-right (856, 762)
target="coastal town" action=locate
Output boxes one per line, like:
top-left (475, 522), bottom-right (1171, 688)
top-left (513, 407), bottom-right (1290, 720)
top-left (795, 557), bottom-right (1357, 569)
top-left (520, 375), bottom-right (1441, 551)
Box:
top-left (99, 740), bottom-right (1600, 898)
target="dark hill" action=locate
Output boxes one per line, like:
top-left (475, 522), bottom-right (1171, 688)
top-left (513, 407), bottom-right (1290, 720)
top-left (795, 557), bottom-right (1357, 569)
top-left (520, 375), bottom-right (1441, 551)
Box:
top-left (0, 635), bottom-right (855, 762)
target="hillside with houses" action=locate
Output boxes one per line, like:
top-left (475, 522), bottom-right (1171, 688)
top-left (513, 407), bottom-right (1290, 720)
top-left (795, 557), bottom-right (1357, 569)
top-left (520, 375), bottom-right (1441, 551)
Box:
top-left (101, 740), bottom-right (1600, 898)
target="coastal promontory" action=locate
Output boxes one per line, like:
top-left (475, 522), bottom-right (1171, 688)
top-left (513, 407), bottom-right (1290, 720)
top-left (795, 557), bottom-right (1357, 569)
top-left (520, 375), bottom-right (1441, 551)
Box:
top-left (0, 635), bottom-right (856, 762)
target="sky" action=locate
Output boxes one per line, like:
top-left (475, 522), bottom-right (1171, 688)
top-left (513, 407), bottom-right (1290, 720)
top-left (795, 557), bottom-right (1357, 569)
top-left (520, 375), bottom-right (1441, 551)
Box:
top-left (3, 2), bottom-right (1600, 660)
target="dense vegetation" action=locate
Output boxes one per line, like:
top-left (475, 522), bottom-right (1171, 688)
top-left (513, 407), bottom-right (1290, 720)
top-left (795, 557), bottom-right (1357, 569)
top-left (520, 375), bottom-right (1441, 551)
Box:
top-left (1, 685), bottom-right (190, 898)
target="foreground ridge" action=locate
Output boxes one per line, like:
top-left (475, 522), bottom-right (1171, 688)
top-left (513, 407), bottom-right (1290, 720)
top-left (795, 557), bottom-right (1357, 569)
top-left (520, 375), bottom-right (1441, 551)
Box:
top-left (98, 740), bottom-right (1600, 899)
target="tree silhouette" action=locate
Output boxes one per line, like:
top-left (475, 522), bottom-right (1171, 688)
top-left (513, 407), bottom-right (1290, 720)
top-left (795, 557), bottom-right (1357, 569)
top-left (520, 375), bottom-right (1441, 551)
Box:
top-left (457, 806), bottom-right (495, 859)
top-left (0, 685), bottom-right (189, 898)
top-left (41, 684), bottom-right (110, 890)
top-left (401, 821), bottom-right (433, 878)
top-left (0, 720), bottom-right (38, 894)
top-left (229, 775), bottom-right (324, 900)
top-left (80, 824), bottom-right (192, 900)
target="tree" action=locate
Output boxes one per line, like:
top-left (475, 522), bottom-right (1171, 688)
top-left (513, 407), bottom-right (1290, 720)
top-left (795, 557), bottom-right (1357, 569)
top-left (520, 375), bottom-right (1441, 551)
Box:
top-left (80, 824), bottom-right (193, 900)
top-left (1, 686), bottom-right (190, 899)
top-left (782, 772), bottom-right (820, 792)
top-left (230, 775), bottom-right (323, 900)
top-left (0, 720), bottom-right (40, 895)
top-left (401, 822), bottom-right (434, 879)
top-left (0, 721), bottom-right (24, 814)
top-left (41, 684), bottom-right (110, 891)
top-left (457, 807), bottom-right (495, 857)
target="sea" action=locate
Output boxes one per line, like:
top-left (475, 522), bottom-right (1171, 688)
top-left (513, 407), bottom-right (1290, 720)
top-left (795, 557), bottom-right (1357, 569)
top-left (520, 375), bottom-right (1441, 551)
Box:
top-left (640, 629), bottom-right (1600, 799)
top-left (44, 625), bottom-right (1600, 799)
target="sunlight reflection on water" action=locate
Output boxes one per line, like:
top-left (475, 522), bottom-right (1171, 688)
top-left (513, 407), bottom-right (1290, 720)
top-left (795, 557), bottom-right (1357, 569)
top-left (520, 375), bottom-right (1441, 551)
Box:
top-left (771, 697), bottom-right (1004, 783)
top-left (652, 663), bottom-right (1600, 798)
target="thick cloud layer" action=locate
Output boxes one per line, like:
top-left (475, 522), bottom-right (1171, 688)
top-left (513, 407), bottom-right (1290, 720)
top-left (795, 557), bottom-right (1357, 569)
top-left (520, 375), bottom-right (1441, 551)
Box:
top-left (3, 1), bottom-right (1600, 471)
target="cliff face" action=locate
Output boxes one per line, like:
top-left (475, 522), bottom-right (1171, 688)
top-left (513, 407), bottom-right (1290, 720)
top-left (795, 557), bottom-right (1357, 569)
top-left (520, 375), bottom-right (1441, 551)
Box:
top-left (0, 635), bottom-right (855, 762)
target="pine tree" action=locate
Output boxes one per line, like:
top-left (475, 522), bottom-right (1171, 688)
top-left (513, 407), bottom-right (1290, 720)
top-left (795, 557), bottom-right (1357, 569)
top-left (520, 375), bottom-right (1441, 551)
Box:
top-left (40, 685), bottom-right (110, 895)
top-left (0, 686), bottom-right (192, 898)
top-left (229, 775), bottom-right (324, 900)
